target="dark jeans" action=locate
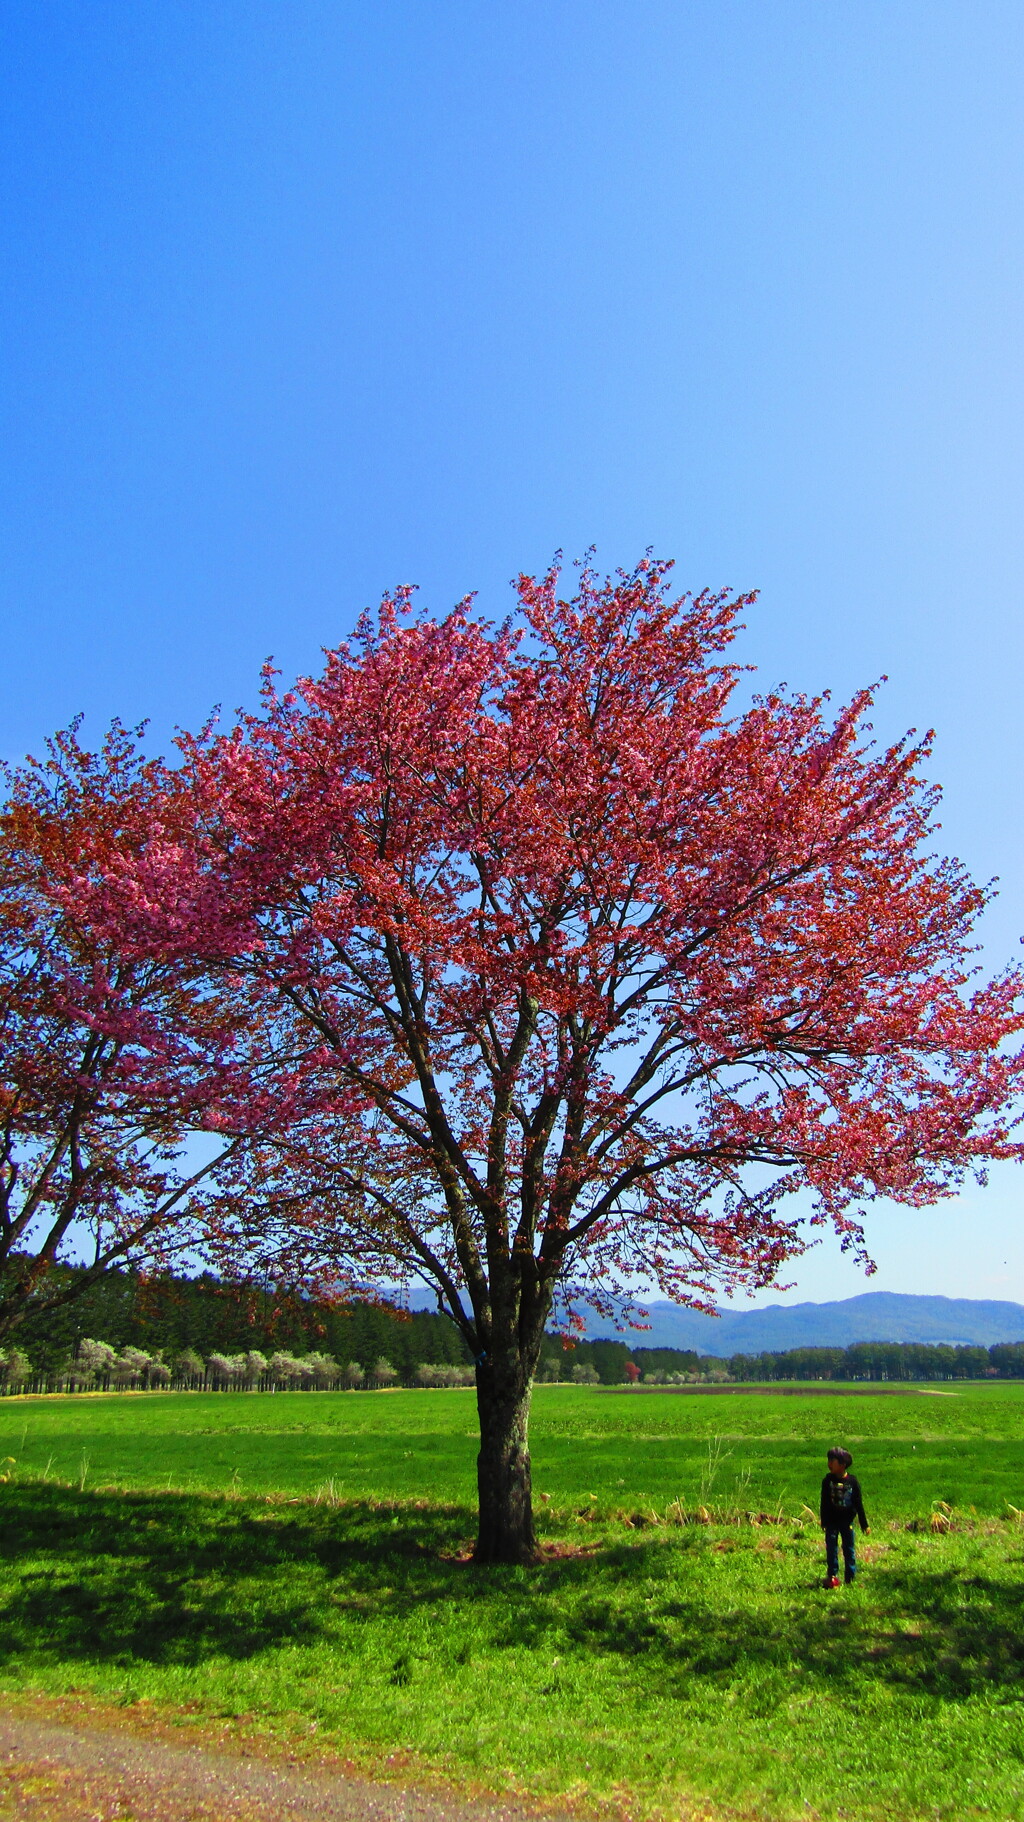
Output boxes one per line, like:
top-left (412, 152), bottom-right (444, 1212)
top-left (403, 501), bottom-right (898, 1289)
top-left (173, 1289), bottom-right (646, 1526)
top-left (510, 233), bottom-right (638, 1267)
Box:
top-left (825, 1525), bottom-right (857, 1582)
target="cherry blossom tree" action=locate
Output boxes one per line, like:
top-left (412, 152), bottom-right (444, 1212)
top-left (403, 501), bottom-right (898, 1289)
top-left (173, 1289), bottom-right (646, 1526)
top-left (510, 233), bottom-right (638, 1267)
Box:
top-left (85, 559), bottom-right (1024, 1561)
top-left (0, 726), bottom-right (288, 1341)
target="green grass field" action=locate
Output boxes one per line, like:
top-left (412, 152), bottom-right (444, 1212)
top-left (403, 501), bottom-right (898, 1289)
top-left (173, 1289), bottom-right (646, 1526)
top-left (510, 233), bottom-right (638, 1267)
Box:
top-left (2, 1383), bottom-right (1024, 1821)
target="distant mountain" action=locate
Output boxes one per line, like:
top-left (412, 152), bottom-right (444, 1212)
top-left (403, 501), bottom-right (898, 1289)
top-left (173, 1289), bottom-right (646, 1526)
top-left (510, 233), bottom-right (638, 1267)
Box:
top-left (403, 1286), bottom-right (1024, 1354)
top-left (583, 1292), bottom-right (1024, 1355)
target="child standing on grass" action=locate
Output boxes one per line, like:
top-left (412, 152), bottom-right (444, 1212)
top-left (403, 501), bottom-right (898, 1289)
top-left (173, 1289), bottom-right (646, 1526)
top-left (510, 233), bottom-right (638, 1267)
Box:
top-left (820, 1447), bottom-right (869, 1588)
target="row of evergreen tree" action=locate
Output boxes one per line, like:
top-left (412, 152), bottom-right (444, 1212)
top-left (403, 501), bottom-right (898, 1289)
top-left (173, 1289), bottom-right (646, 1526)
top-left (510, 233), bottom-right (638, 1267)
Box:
top-left (6, 1329), bottom-right (1020, 1392)
top-left (2, 1267), bottom-right (1022, 1387)
top-left (724, 1340), bottom-right (1024, 1381)
top-left (2, 1265), bottom-right (473, 1376)
top-left (548, 1337), bottom-right (1024, 1382)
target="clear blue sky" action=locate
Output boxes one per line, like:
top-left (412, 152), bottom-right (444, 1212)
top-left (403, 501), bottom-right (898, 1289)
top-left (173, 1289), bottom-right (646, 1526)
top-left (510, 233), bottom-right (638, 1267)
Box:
top-left (2, 2), bottom-right (1022, 1307)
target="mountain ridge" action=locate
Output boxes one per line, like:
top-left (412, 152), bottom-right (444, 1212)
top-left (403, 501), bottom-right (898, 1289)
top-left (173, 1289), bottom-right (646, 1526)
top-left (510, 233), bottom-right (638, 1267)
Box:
top-left (582, 1290), bottom-right (1024, 1354)
top-left (404, 1287), bottom-right (1024, 1352)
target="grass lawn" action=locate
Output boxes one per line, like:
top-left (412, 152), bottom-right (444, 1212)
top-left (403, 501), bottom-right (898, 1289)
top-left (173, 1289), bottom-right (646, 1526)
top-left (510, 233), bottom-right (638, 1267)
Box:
top-left (2, 1383), bottom-right (1024, 1820)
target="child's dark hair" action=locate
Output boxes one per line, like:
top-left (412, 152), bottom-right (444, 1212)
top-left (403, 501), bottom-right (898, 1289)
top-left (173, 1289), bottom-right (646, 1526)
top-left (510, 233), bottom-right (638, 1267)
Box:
top-left (828, 1447), bottom-right (853, 1469)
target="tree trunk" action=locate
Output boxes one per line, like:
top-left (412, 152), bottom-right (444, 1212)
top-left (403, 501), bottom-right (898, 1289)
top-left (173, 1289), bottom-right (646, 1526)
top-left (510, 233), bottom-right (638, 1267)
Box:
top-left (473, 1356), bottom-right (538, 1564)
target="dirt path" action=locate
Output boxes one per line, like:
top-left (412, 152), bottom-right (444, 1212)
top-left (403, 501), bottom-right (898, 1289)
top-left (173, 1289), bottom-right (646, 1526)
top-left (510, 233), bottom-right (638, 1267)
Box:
top-left (0, 1708), bottom-right (569, 1822)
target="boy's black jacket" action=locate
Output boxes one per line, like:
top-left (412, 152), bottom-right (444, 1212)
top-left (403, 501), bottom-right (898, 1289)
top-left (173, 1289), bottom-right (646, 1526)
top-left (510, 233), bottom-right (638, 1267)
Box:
top-left (820, 1473), bottom-right (868, 1531)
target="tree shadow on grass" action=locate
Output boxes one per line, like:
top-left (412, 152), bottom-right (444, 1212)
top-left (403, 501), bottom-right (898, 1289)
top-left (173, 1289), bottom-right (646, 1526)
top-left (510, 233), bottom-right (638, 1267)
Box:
top-left (2, 1484), bottom-right (1023, 1708)
top-left (506, 1537), bottom-right (1024, 1706)
top-left (0, 1482), bottom-right (466, 1669)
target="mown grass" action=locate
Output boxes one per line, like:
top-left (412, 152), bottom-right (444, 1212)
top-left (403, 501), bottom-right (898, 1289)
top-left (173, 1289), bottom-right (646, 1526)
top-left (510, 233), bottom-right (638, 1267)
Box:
top-left (2, 1384), bottom-right (1024, 1821)
top-left (5, 1381), bottom-right (1024, 1516)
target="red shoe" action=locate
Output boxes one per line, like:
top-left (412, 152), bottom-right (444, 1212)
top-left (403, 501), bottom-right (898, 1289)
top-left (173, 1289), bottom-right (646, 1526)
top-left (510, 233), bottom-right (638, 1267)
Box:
top-left (824, 1575), bottom-right (840, 1589)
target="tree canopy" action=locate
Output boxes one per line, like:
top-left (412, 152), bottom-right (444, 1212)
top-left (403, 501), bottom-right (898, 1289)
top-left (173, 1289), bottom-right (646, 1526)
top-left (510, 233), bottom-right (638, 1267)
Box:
top-left (6, 558), bottom-right (1022, 1558)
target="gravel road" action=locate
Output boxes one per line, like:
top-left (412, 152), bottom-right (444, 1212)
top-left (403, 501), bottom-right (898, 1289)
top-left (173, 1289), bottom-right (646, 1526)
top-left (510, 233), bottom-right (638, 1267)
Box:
top-left (0, 1711), bottom-right (570, 1822)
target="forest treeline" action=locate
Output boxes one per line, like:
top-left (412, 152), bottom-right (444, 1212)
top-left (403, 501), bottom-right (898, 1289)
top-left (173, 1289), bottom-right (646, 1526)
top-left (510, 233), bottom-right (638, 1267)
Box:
top-left (0, 1265), bottom-right (472, 1378)
top-left (725, 1340), bottom-right (1024, 1381)
top-left (1, 1267), bottom-right (1022, 1389)
top-left (550, 1337), bottom-right (1024, 1383)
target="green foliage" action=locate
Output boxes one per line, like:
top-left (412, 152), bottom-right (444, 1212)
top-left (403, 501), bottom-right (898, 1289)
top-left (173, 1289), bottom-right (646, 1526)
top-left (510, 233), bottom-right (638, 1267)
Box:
top-left (2, 1382), bottom-right (1024, 1820)
top-left (543, 1332), bottom-right (1024, 1385)
top-left (730, 1341), bottom-right (1010, 1381)
top-left (0, 1347), bottom-right (30, 1386)
top-left (536, 1335), bottom-right (705, 1383)
top-left (11, 1267), bottom-right (1023, 1391)
top-left (628, 1344), bottom-right (703, 1376)
top-left (9, 1265), bottom-right (472, 1378)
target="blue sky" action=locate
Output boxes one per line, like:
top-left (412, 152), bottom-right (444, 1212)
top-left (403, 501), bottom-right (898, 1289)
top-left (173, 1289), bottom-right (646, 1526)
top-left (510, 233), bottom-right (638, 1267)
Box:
top-left (2, 2), bottom-right (1022, 1306)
